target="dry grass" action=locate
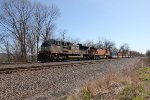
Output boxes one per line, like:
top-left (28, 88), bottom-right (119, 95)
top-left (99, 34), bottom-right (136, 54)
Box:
top-left (64, 67), bottom-right (147, 100)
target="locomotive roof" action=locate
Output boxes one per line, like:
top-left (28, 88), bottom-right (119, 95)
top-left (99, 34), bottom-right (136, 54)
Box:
top-left (41, 39), bottom-right (74, 47)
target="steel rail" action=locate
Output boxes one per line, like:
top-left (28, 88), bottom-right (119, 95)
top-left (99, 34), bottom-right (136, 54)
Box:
top-left (0, 59), bottom-right (116, 74)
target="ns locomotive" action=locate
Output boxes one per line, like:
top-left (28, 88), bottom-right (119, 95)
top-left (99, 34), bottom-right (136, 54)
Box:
top-left (37, 39), bottom-right (131, 62)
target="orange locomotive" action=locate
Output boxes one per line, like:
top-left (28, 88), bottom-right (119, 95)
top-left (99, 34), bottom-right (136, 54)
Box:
top-left (96, 49), bottom-right (111, 58)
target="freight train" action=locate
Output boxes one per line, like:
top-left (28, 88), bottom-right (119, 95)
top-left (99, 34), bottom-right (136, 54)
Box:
top-left (37, 39), bottom-right (132, 62)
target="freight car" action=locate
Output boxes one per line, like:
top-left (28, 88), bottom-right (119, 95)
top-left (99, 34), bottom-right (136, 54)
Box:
top-left (117, 51), bottom-right (132, 58)
top-left (37, 39), bottom-right (132, 62)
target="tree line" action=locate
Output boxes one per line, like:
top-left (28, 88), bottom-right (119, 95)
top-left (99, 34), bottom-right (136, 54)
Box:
top-left (0, 0), bottom-right (60, 62)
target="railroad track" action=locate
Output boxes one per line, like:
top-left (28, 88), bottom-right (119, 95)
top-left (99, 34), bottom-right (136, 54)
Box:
top-left (0, 59), bottom-right (116, 74)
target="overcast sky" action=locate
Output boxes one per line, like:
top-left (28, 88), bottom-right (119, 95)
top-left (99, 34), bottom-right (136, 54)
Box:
top-left (32, 0), bottom-right (150, 53)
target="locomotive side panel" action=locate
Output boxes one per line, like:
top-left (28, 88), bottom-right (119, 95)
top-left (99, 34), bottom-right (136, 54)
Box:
top-left (96, 49), bottom-right (111, 58)
top-left (68, 45), bottom-right (80, 54)
top-left (97, 49), bottom-right (106, 55)
top-left (50, 45), bottom-right (62, 53)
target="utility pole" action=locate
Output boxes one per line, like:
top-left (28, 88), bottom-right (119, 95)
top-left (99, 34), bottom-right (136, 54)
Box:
top-left (62, 32), bottom-right (65, 41)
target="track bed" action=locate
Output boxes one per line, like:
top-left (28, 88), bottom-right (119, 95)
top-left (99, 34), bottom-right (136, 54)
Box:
top-left (0, 59), bottom-right (115, 74)
top-left (0, 57), bottom-right (142, 100)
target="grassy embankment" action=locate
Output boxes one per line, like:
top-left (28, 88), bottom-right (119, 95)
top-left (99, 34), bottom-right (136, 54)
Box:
top-left (63, 66), bottom-right (150, 100)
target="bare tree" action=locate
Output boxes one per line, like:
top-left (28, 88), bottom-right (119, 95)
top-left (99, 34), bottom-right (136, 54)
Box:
top-left (83, 40), bottom-right (96, 47)
top-left (0, 0), bottom-right (33, 62)
top-left (33, 3), bottom-right (60, 60)
top-left (57, 29), bottom-right (67, 41)
top-left (40, 5), bottom-right (60, 41)
top-left (96, 39), bottom-right (104, 49)
top-left (11, 40), bottom-right (23, 62)
top-left (103, 40), bottom-right (115, 50)
top-left (146, 50), bottom-right (150, 57)
top-left (96, 39), bottom-right (115, 50)
top-left (26, 30), bottom-right (37, 62)
top-left (72, 38), bottom-right (81, 44)
top-left (33, 3), bottom-right (46, 60)
top-left (0, 35), bottom-right (12, 62)
top-left (0, 0), bottom-right (60, 62)
top-left (119, 43), bottom-right (130, 57)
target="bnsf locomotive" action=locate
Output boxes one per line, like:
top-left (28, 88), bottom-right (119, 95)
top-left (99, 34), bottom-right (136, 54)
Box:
top-left (37, 39), bottom-right (132, 62)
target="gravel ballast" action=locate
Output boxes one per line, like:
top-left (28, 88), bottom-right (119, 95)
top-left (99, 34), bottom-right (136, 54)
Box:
top-left (0, 58), bottom-right (142, 100)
